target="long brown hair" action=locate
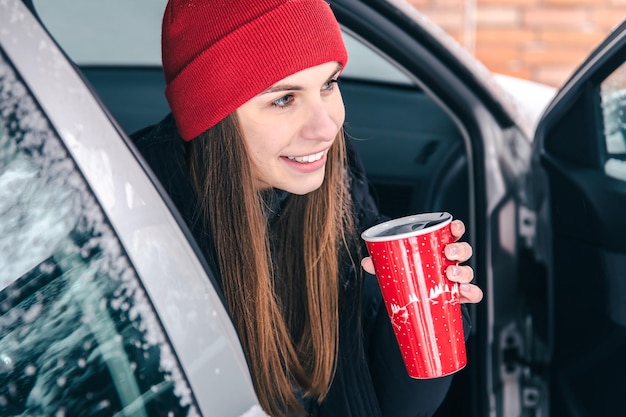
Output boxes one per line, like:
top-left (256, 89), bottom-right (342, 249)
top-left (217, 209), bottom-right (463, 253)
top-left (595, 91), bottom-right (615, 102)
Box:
top-left (188, 113), bottom-right (355, 416)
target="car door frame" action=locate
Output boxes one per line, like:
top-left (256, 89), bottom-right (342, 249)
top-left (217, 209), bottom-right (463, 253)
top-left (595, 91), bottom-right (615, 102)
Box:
top-left (530, 18), bottom-right (626, 417)
top-left (1, 1), bottom-right (263, 415)
top-left (331, 1), bottom-right (543, 416)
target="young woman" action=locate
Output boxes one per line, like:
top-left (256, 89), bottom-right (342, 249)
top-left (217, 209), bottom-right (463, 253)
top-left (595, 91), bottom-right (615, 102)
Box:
top-left (134, 0), bottom-right (483, 416)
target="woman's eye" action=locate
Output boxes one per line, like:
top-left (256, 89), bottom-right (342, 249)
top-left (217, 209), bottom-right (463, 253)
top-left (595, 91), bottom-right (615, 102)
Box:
top-left (271, 95), bottom-right (294, 108)
top-left (322, 79), bottom-right (339, 92)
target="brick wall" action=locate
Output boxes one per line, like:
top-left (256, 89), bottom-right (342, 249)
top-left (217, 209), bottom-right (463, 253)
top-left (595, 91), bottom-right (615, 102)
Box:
top-left (408, 0), bottom-right (626, 87)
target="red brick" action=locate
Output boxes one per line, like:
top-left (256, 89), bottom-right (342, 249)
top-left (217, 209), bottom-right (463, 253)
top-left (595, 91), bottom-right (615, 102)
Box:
top-left (590, 8), bottom-right (626, 30)
top-left (475, 45), bottom-right (522, 63)
top-left (475, 28), bottom-right (536, 43)
top-left (413, 0), bottom-right (624, 88)
top-left (522, 47), bottom-right (590, 66)
top-left (478, 0), bottom-right (538, 5)
top-left (424, 9), bottom-right (465, 30)
top-left (477, 6), bottom-right (521, 26)
top-left (523, 8), bottom-right (590, 28)
top-left (543, 0), bottom-right (606, 5)
top-left (539, 29), bottom-right (608, 48)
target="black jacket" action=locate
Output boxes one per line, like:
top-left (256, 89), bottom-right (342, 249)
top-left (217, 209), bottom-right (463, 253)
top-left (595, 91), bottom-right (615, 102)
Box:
top-left (132, 114), bottom-right (469, 417)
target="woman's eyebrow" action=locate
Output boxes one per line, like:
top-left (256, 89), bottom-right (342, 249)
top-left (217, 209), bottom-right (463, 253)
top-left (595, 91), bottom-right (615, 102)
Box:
top-left (260, 64), bottom-right (343, 95)
top-left (261, 84), bottom-right (302, 95)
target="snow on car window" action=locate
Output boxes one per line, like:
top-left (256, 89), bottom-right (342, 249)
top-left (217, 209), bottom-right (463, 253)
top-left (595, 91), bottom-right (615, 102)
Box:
top-left (0, 51), bottom-right (199, 415)
top-left (600, 60), bottom-right (626, 181)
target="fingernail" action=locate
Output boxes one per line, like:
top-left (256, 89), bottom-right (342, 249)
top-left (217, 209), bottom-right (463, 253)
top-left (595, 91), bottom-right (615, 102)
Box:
top-left (460, 283), bottom-right (471, 292)
top-left (447, 245), bottom-right (458, 256)
top-left (450, 266), bottom-right (460, 276)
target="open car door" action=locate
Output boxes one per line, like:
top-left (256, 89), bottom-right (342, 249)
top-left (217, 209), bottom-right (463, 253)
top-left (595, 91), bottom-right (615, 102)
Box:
top-left (531, 19), bottom-right (626, 416)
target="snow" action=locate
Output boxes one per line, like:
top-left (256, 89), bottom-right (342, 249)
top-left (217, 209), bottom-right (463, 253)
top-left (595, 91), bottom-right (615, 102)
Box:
top-left (0, 40), bottom-right (198, 415)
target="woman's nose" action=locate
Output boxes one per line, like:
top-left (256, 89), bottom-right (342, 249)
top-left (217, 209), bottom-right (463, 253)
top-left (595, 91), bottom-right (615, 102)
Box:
top-left (300, 101), bottom-right (343, 141)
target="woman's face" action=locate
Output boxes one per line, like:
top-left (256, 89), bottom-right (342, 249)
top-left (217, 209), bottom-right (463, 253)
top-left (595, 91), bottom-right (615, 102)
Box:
top-left (236, 62), bottom-right (345, 195)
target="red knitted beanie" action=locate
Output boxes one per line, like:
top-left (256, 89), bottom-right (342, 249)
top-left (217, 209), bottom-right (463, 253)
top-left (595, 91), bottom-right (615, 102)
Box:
top-left (162, 0), bottom-right (348, 141)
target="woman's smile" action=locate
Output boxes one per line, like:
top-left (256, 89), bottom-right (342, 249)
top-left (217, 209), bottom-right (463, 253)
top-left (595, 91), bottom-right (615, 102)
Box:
top-left (285, 150), bottom-right (326, 163)
top-left (282, 149), bottom-right (329, 174)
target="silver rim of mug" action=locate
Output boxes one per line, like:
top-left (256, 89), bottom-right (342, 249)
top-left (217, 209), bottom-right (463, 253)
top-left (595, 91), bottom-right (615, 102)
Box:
top-left (361, 212), bottom-right (452, 242)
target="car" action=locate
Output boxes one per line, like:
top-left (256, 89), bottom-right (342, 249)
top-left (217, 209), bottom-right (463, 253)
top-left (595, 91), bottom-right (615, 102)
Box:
top-left (1, 0), bottom-right (625, 416)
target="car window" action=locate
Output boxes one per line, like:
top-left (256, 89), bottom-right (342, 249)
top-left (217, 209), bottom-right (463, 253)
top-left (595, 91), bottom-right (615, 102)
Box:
top-left (600, 60), bottom-right (626, 181)
top-left (32, 0), bottom-right (413, 85)
top-left (33, 0), bottom-right (166, 66)
top-left (341, 31), bottom-right (413, 85)
top-left (0, 50), bottom-right (198, 416)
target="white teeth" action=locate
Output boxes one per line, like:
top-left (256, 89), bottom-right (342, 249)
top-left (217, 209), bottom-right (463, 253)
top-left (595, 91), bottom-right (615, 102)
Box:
top-left (287, 151), bottom-right (324, 163)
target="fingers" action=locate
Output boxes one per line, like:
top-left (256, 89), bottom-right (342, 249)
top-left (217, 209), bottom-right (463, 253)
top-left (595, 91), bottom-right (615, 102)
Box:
top-left (361, 257), bottom-right (375, 275)
top-left (444, 230), bottom-right (480, 304)
top-left (444, 242), bottom-right (473, 262)
top-left (450, 219), bottom-right (465, 241)
top-left (446, 264), bottom-right (474, 284)
top-left (459, 283), bottom-right (483, 304)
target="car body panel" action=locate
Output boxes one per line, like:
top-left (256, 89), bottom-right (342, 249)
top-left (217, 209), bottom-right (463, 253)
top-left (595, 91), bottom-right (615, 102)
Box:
top-left (0, 1), bottom-right (262, 415)
top-left (492, 74), bottom-right (557, 137)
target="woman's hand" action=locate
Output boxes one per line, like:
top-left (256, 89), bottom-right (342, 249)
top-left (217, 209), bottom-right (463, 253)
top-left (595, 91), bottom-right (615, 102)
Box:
top-left (444, 219), bottom-right (483, 304)
top-left (361, 219), bottom-right (483, 304)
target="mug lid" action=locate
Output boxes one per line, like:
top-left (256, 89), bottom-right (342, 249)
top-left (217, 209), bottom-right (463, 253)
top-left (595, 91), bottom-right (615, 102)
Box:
top-left (361, 212), bottom-right (452, 242)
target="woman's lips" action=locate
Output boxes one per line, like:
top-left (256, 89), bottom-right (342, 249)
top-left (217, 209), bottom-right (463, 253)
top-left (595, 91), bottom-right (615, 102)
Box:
top-left (285, 150), bottom-right (325, 163)
top-left (281, 150), bottom-right (328, 172)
